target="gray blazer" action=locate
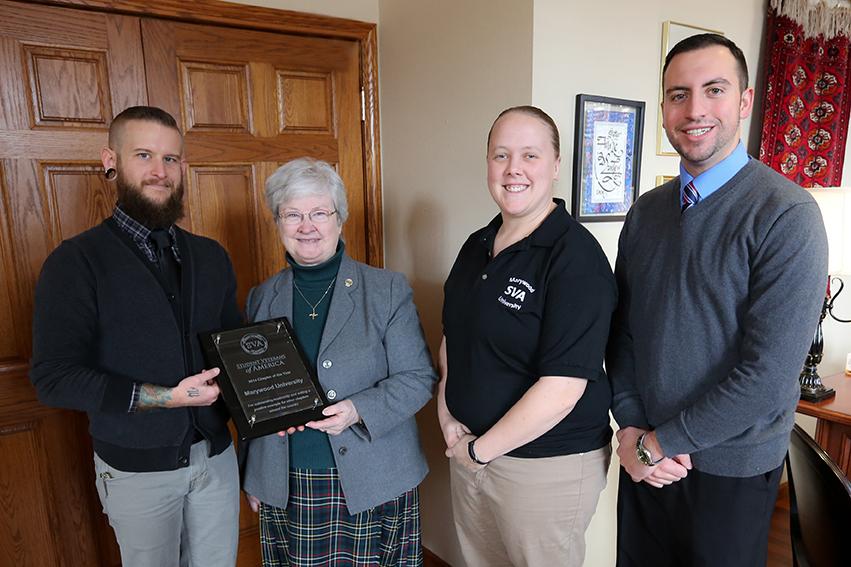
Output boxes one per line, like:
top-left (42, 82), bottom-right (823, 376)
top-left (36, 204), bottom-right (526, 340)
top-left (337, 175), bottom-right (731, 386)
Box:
top-left (240, 254), bottom-right (436, 514)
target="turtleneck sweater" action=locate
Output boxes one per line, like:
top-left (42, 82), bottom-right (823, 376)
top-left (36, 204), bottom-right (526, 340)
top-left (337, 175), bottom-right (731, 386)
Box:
top-left (287, 242), bottom-right (344, 469)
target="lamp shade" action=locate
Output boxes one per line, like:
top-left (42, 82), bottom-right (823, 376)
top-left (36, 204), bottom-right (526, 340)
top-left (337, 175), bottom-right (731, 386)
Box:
top-left (811, 188), bottom-right (851, 276)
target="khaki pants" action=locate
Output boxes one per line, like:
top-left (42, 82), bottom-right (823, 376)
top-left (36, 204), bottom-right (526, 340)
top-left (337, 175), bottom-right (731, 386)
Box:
top-left (450, 445), bottom-right (610, 567)
top-left (94, 441), bottom-right (239, 567)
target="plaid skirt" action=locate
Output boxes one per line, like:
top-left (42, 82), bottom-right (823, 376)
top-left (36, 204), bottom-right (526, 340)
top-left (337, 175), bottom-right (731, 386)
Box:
top-left (259, 468), bottom-right (422, 567)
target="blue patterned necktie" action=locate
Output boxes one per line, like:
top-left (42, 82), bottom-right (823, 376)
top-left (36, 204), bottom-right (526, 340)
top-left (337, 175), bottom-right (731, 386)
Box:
top-left (681, 180), bottom-right (700, 213)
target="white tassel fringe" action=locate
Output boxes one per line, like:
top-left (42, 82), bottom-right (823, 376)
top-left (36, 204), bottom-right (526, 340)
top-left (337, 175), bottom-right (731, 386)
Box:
top-left (770, 0), bottom-right (851, 39)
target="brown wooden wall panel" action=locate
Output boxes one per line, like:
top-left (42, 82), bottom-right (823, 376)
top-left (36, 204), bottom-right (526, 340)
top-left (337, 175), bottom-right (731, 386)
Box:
top-left (43, 164), bottom-right (112, 241)
top-left (175, 26), bottom-right (354, 70)
top-left (0, 423), bottom-right (60, 567)
top-left (38, 413), bottom-right (113, 567)
top-left (138, 19), bottom-right (181, 128)
top-left (0, 1), bottom-right (108, 48)
top-left (277, 71), bottom-right (333, 134)
top-left (841, 432), bottom-right (851, 476)
top-left (186, 165), bottom-right (259, 306)
top-left (0, 36), bottom-right (29, 131)
top-left (23, 45), bottom-right (112, 128)
top-left (330, 44), bottom-right (366, 264)
top-left (186, 132), bottom-right (339, 164)
top-left (0, 374), bottom-right (53, 430)
top-left (0, 131), bottom-right (107, 161)
top-left (181, 61), bottom-right (251, 132)
top-left (3, 158), bottom-right (53, 355)
top-left (236, 493), bottom-right (260, 565)
top-left (0, 162), bottom-right (23, 364)
top-left (251, 161), bottom-right (286, 282)
top-left (104, 14), bottom-right (147, 113)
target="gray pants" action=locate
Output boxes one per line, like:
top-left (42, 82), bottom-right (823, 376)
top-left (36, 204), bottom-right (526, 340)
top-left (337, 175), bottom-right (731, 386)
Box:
top-left (94, 441), bottom-right (239, 567)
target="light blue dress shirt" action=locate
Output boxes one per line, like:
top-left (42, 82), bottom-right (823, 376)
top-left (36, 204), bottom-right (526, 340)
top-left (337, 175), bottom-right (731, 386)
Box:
top-left (679, 141), bottom-right (750, 206)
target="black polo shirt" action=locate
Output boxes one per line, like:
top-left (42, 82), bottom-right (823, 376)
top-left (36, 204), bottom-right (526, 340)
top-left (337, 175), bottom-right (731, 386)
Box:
top-left (443, 199), bottom-right (616, 458)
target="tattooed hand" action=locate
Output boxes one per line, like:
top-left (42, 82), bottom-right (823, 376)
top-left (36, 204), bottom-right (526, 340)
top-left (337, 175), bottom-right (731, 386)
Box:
top-left (138, 368), bottom-right (222, 409)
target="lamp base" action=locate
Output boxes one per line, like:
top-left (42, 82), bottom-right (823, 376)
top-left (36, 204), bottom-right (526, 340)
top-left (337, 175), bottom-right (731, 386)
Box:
top-left (800, 385), bottom-right (836, 403)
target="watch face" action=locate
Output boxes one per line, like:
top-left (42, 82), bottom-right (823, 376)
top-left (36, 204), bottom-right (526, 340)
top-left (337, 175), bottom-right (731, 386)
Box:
top-left (636, 435), bottom-right (655, 466)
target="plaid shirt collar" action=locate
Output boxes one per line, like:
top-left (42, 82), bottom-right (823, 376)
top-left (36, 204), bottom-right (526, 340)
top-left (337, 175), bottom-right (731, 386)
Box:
top-left (112, 205), bottom-right (180, 263)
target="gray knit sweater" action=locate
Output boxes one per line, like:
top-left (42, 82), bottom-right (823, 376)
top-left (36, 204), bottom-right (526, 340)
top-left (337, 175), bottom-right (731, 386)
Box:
top-left (607, 159), bottom-right (828, 477)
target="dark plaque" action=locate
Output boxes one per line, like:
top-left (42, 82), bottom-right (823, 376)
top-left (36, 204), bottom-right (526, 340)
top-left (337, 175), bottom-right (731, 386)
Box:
top-left (200, 317), bottom-right (327, 440)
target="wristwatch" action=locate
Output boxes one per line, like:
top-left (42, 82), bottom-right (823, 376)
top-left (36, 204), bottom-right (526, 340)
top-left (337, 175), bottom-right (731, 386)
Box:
top-left (636, 432), bottom-right (664, 466)
top-left (468, 438), bottom-right (489, 465)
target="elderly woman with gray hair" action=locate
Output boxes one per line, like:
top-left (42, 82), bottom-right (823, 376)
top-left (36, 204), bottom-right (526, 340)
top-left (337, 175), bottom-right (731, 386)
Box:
top-left (240, 157), bottom-right (436, 566)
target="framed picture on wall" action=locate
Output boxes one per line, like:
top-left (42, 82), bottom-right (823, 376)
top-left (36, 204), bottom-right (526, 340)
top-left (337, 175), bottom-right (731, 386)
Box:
top-left (572, 94), bottom-right (645, 222)
top-left (657, 21), bottom-right (724, 156)
top-left (655, 175), bottom-right (677, 186)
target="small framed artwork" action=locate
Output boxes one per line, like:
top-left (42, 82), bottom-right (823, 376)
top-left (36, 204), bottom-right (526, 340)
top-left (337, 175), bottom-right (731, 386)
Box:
top-left (655, 175), bottom-right (677, 186)
top-left (657, 21), bottom-right (724, 156)
top-left (572, 94), bottom-right (645, 222)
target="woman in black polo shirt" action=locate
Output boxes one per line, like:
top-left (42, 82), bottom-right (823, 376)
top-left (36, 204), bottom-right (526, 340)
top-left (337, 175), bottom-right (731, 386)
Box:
top-left (439, 106), bottom-right (617, 567)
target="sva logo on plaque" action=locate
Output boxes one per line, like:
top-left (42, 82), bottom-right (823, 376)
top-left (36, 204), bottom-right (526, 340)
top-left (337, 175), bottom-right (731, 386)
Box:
top-left (240, 333), bottom-right (269, 355)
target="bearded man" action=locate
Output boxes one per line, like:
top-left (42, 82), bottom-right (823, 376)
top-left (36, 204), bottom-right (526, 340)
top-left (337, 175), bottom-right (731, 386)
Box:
top-left (30, 106), bottom-right (241, 567)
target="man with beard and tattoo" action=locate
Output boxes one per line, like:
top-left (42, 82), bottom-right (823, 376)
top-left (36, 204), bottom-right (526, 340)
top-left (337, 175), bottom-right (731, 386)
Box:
top-left (30, 106), bottom-right (241, 567)
top-left (607, 35), bottom-right (828, 566)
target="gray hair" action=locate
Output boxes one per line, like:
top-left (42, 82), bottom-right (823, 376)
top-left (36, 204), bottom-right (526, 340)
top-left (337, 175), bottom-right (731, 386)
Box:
top-left (264, 158), bottom-right (349, 225)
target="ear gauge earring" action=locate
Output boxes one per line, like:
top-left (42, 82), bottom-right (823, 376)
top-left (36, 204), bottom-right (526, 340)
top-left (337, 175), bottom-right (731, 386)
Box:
top-left (104, 168), bottom-right (117, 180)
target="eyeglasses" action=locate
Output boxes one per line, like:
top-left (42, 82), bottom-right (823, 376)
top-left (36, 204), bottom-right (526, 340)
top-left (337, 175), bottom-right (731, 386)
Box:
top-left (278, 208), bottom-right (338, 225)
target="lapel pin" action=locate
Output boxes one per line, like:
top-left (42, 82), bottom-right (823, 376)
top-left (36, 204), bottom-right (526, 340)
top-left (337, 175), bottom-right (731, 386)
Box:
top-left (345, 278), bottom-right (353, 287)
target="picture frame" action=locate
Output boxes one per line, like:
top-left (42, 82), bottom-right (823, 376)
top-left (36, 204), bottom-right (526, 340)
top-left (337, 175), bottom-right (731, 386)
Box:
top-left (572, 94), bottom-right (645, 222)
top-left (655, 175), bottom-right (677, 186)
top-left (657, 21), bottom-right (724, 156)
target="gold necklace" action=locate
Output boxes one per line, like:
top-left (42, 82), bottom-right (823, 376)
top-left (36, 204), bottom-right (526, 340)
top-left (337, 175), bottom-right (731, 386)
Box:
top-left (293, 278), bottom-right (336, 320)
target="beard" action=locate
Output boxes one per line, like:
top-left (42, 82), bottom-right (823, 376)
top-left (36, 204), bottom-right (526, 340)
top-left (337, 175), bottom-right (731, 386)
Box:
top-left (666, 117), bottom-right (741, 170)
top-left (115, 168), bottom-right (185, 229)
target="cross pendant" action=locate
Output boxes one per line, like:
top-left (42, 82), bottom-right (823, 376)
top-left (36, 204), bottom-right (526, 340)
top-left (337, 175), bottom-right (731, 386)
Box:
top-left (309, 310), bottom-right (318, 320)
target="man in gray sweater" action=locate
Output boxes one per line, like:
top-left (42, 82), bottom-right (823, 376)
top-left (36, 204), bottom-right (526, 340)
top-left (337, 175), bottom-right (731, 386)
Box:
top-left (607, 34), bottom-right (828, 566)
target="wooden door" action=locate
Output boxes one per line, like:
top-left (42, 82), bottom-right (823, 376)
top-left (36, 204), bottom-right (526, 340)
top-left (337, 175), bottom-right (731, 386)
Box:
top-left (141, 18), bottom-right (368, 306)
top-left (140, 18), bottom-right (369, 564)
top-left (0, 1), bottom-right (379, 566)
top-left (0, 2), bottom-right (144, 565)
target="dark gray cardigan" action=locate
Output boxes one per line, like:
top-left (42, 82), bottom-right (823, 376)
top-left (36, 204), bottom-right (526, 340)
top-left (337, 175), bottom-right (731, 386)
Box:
top-left (608, 159), bottom-right (828, 477)
top-left (31, 220), bottom-right (242, 471)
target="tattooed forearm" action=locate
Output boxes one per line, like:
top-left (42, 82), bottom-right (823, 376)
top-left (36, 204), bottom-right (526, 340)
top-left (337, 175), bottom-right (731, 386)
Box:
top-left (137, 384), bottom-right (173, 409)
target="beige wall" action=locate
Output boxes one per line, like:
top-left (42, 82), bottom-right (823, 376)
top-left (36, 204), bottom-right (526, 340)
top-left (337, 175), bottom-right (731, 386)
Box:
top-left (532, 0), bottom-right (765, 267)
top-left (378, 1), bottom-right (534, 564)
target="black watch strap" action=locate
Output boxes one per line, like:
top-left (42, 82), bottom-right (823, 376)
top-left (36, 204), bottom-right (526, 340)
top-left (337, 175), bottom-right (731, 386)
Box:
top-left (468, 438), bottom-right (489, 465)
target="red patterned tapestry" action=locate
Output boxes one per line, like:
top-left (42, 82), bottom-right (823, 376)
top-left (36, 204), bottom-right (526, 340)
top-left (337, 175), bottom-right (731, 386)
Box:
top-left (759, 10), bottom-right (851, 187)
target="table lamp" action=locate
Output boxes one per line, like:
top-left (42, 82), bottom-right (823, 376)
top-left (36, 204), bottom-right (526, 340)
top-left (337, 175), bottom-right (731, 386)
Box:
top-left (801, 189), bottom-right (851, 402)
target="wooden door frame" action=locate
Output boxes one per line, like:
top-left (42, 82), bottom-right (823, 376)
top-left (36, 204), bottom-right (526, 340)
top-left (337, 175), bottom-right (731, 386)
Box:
top-left (27, 0), bottom-right (384, 267)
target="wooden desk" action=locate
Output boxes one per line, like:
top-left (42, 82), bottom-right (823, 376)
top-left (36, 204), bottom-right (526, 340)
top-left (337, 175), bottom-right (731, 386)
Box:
top-left (796, 372), bottom-right (851, 478)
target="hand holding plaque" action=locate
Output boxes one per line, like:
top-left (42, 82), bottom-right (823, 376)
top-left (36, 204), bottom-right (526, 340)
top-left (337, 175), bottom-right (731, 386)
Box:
top-left (200, 317), bottom-right (328, 440)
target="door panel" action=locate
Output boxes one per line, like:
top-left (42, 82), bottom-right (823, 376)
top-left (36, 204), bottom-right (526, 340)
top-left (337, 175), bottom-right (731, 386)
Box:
top-left (186, 164), bottom-right (260, 305)
top-left (1, 1), bottom-right (379, 566)
top-left (22, 44), bottom-right (113, 129)
top-left (0, 2), bottom-right (144, 565)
